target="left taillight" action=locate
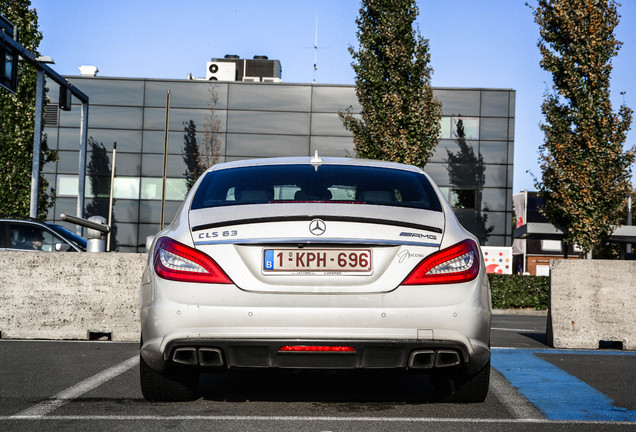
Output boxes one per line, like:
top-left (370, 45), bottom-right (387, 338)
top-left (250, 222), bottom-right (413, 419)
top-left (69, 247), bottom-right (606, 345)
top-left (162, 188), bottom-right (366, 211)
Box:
top-left (153, 237), bottom-right (232, 284)
top-left (402, 239), bottom-right (480, 285)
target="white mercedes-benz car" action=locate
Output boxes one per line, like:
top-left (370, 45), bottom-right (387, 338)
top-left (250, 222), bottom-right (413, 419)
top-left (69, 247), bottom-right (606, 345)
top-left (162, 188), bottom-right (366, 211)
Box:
top-left (140, 155), bottom-right (491, 402)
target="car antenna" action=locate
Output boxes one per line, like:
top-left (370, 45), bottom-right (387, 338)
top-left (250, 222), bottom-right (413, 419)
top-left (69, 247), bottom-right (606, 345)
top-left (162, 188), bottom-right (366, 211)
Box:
top-left (310, 150), bottom-right (322, 171)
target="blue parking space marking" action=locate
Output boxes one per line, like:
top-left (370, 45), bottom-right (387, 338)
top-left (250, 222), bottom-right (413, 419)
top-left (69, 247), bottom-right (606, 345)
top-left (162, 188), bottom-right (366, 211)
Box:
top-left (492, 348), bottom-right (636, 421)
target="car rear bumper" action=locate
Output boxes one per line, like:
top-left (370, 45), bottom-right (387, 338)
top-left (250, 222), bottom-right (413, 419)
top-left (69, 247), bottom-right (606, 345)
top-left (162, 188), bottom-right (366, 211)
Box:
top-left (140, 276), bottom-right (491, 375)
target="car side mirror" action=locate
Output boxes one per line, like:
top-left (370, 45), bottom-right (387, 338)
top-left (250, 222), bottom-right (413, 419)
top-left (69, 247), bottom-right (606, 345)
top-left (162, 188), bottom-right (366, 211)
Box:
top-left (55, 243), bottom-right (71, 252)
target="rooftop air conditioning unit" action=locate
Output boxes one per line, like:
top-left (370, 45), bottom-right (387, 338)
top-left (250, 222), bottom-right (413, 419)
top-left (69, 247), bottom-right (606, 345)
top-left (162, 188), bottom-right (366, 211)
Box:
top-left (206, 61), bottom-right (236, 81)
top-left (262, 77), bottom-right (281, 83)
top-left (242, 76), bottom-right (261, 82)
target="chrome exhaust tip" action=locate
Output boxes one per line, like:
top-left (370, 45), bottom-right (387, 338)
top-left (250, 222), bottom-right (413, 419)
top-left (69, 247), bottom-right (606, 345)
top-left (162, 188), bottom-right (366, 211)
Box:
top-left (408, 350), bottom-right (436, 369)
top-left (172, 347), bottom-right (198, 365)
top-left (198, 348), bottom-right (224, 367)
top-left (435, 350), bottom-right (461, 368)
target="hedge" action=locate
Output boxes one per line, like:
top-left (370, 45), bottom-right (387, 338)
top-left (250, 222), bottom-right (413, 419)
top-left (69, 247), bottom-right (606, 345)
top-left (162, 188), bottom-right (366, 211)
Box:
top-left (488, 274), bottom-right (549, 310)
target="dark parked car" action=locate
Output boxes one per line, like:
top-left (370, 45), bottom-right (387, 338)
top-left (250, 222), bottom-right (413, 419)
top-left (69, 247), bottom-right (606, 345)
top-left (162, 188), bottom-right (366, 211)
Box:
top-left (0, 217), bottom-right (86, 252)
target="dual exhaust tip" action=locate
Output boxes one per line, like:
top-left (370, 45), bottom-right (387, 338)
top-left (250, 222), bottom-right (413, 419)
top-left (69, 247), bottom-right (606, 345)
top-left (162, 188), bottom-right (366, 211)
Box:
top-left (172, 347), bottom-right (224, 368)
top-left (408, 349), bottom-right (461, 369)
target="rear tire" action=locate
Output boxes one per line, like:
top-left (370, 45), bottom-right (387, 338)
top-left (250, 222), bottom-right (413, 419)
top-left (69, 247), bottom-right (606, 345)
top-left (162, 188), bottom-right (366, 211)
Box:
top-left (139, 354), bottom-right (200, 402)
top-left (431, 360), bottom-right (490, 403)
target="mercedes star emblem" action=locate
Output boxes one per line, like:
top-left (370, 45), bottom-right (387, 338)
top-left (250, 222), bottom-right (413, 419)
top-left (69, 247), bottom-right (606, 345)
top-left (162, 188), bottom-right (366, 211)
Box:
top-left (309, 219), bottom-right (326, 236)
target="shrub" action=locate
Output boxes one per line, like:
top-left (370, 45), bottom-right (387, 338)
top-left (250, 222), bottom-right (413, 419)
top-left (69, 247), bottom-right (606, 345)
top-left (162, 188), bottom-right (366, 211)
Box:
top-left (489, 274), bottom-right (549, 310)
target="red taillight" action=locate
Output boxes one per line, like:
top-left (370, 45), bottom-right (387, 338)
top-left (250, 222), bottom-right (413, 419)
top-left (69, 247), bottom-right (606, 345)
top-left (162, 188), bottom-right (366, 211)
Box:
top-left (278, 346), bottom-right (356, 353)
top-left (153, 237), bottom-right (232, 284)
top-left (401, 239), bottom-right (480, 285)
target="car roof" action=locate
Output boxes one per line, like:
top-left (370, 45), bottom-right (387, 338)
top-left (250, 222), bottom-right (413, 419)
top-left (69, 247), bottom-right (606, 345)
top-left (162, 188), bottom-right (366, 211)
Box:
top-left (207, 156), bottom-right (425, 174)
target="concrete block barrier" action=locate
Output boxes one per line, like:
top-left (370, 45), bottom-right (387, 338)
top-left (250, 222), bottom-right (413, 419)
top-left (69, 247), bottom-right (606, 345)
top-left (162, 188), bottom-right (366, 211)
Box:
top-left (548, 259), bottom-right (636, 350)
top-left (0, 252), bottom-right (146, 342)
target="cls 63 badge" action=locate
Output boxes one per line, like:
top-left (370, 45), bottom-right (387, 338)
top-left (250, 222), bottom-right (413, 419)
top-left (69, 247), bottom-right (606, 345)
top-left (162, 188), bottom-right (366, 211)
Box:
top-left (198, 230), bottom-right (237, 239)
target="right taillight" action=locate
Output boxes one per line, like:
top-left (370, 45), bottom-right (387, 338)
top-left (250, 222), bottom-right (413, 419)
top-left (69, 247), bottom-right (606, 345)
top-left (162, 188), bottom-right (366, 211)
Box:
top-left (153, 237), bottom-right (232, 284)
top-left (401, 239), bottom-right (480, 285)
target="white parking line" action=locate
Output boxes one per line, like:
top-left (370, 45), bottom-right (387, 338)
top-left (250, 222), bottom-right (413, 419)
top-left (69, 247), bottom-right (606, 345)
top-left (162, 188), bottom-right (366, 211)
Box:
top-left (11, 355), bottom-right (138, 419)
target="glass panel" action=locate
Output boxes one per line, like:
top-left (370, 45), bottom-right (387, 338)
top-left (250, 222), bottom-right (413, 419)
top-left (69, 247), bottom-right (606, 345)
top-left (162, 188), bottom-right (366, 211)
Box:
top-left (226, 134), bottom-right (309, 157)
top-left (57, 128), bottom-right (81, 150)
top-left (480, 117), bottom-right (509, 141)
top-left (423, 163), bottom-right (450, 187)
top-left (140, 177), bottom-right (188, 200)
top-left (480, 91), bottom-right (509, 117)
top-left (142, 154), bottom-right (188, 177)
top-left (483, 235), bottom-right (506, 247)
top-left (142, 130), bottom-right (223, 155)
top-left (454, 210), bottom-right (498, 244)
top-left (310, 136), bottom-right (355, 157)
top-left (509, 91), bottom-right (516, 117)
top-left (109, 199), bottom-right (140, 223)
top-left (479, 141), bottom-right (509, 164)
top-left (81, 106), bottom-right (143, 129)
top-left (83, 129), bottom-right (142, 153)
top-left (310, 113), bottom-right (352, 136)
top-left (483, 211), bottom-right (507, 235)
top-left (57, 175), bottom-right (79, 197)
top-left (58, 108), bottom-right (80, 127)
top-left (138, 223), bottom-right (161, 250)
top-left (143, 107), bottom-right (226, 132)
top-left (431, 139), bottom-right (479, 164)
top-left (67, 78), bottom-right (144, 106)
top-left (434, 89), bottom-right (480, 116)
top-left (452, 117), bottom-right (479, 139)
top-left (114, 177), bottom-right (140, 199)
top-left (439, 117), bottom-right (451, 139)
top-left (483, 165), bottom-right (508, 188)
top-left (480, 188), bottom-right (508, 211)
top-left (44, 128), bottom-right (58, 150)
top-left (57, 150), bottom-right (80, 174)
top-left (110, 222), bottom-right (137, 249)
top-left (144, 81), bottom-right (229, 109)
top-left (227, 111), bottom-right (310, 135)
top-left (112, 153), bottom-right (141, 176)
top-left (312, 86), bottom-right (360, 113)
top-left (228, 83), bottom-right (311, 111)
top-left (451, 189), bottom-right (476, 209)
top-left (508, 118), bottom-right (515, 141)
top-left (139, 201), bottom-right (183, 224)
top-left (53, 198), bottom-right (79, 221)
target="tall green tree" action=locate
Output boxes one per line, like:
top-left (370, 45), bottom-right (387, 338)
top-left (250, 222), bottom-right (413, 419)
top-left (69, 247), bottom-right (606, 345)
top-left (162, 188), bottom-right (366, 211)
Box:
top-left (0, 0), bottom-right (56, 219)
top-left (339, 0), bottom-right (442, 168)
top-left (533, 0), bottom-right (633, 257)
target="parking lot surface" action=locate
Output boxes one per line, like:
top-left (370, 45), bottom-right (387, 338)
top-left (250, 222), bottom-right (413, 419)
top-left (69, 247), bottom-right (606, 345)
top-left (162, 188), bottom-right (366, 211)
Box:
top-left (1, 314), bottom-right (635, 431)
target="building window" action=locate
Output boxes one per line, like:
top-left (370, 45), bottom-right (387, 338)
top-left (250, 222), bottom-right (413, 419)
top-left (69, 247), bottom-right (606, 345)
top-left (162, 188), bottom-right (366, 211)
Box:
top-left (451, 188), bottom-right (476, 209)
top-left (140, 178), bottom-right (187, 201)
top-left (452, 117), bottom-right (479, 139)
top-left (57, 175), bottom-right (79, 197)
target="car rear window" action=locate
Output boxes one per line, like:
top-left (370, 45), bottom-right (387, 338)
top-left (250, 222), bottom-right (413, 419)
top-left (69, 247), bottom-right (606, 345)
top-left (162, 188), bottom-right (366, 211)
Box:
top-left (191, 164), bottom-right (442, 212)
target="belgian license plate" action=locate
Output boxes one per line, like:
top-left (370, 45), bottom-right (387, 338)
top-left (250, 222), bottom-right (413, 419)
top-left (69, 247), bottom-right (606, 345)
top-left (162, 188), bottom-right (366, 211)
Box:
top-left (263, 249), bottom-right (372, 274)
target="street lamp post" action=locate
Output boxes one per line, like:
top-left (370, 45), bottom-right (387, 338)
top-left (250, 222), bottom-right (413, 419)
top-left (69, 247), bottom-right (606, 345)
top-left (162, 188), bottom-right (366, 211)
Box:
top-left (29, 55), bottom-right (54, 219)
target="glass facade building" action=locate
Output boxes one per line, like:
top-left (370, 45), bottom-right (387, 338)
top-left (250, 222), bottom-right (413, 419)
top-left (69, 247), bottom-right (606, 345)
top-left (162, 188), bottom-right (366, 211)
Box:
top-left (43, 77), bottom-right (515, 252)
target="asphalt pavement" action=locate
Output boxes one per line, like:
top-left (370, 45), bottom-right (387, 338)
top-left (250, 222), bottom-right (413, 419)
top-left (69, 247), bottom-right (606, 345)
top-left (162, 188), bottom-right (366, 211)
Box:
top-left (0, 313), bottom-right (635, 431)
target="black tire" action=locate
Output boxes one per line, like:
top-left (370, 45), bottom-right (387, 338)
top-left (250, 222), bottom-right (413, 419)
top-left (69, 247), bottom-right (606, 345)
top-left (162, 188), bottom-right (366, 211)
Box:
top-left (139, 354), bottom-right (200, 402)
top-left (430, 360), bottom-right (490, 403)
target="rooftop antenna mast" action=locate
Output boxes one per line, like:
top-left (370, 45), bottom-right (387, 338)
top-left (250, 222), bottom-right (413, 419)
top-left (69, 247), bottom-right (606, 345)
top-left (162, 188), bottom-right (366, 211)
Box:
top-left (313, 15), bottom-right (318, 84)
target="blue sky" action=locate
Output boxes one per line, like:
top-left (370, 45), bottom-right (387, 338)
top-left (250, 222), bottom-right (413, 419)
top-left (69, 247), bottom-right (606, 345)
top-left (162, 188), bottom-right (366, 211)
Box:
top-left (29, 0), bottom-right (636, 193)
